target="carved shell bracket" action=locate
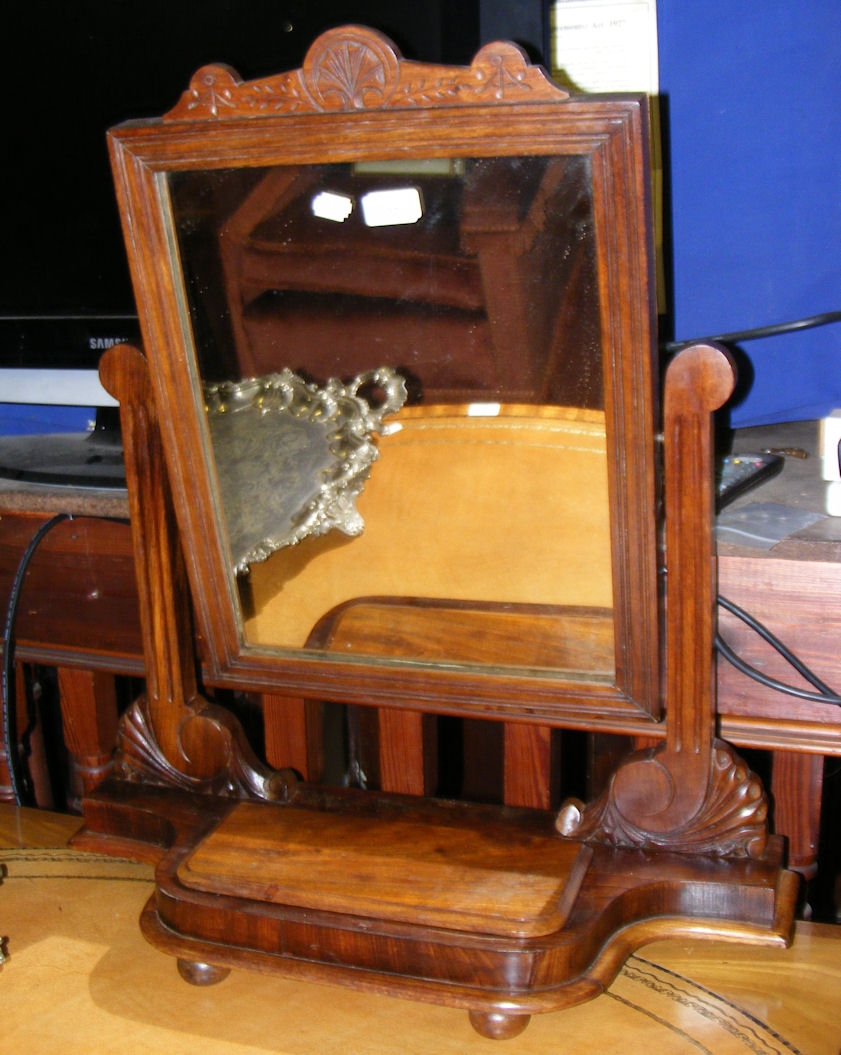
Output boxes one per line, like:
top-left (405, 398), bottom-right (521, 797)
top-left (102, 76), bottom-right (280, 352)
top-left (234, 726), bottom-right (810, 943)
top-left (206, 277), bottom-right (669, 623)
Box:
top-left (115, 696), bottom-right (297, 802)
top-left (165, 25), bottom-right (568, 121)
top-left (556, 740), bottom-right (769, 859)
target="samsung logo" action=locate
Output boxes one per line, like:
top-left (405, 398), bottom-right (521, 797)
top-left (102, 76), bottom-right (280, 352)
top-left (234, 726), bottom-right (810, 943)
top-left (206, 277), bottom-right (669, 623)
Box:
top-left (89, 336), bottom-right (130, 350)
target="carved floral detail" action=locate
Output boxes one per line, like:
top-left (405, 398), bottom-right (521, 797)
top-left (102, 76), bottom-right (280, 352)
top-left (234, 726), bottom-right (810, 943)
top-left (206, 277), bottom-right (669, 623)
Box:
top-left (472, 44), bottom-right (535, 100)
top-left (164, 27), bottom-right (567, 122)
top-left (302, 28), bottom-right (399, 110)
top-left (178, 65), bottom-right (240, 118)
top-left (556, 740), bottom-right (769, 859)
top-left (115, 697), bottom-right (296, 801)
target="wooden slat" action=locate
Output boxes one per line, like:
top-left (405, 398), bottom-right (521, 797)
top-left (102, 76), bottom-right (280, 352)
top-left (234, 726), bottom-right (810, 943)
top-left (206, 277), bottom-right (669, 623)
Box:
top-left (771, 750), bottom-right (825, 879)
top-left (261, 694), bottom-right (323, 782)
top-left (504, 724), bottom-right (554, 809)
top-left (57, 667), bottom-right (120, 799)
top-left (377, 709), bottom-right (437, 796)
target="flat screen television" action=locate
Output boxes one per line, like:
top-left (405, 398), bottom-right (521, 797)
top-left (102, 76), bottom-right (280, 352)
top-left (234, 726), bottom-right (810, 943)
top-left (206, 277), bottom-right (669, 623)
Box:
top-left (0, 0), bottom-right (481, 481)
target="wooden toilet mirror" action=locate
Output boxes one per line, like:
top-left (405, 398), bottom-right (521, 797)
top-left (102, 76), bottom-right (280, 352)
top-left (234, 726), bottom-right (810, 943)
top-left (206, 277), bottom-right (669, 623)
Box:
top-left (75, 26), bottom-right (797, 1040)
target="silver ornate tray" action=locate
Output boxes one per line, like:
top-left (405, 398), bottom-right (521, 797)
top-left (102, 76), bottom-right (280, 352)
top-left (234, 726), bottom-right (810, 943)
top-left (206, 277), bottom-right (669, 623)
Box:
top-left (204, 367), bottom-right (406, 574)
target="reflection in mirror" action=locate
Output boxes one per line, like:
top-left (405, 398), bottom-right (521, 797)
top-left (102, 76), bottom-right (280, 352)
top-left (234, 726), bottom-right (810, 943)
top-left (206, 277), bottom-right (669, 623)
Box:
top-left (169, 154), bottom-right (613, 677)
top-left (203, 366), bottom-right (409, 573)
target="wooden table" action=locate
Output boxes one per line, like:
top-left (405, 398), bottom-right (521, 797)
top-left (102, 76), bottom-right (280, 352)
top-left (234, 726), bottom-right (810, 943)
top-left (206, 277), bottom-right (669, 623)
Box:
top-left (0, 480), bottom-right (136, 670)
top-left (717, 420), bottom-right (841, 879)
top-left (1, 803), bottom-right (839, 1055)
top-left (717, 418), bottom-right (841, 752)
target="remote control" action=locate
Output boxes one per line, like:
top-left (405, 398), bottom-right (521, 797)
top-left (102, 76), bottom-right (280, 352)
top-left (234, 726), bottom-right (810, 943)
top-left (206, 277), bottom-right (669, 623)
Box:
top-left (717, 452), bottom-right (784, 508)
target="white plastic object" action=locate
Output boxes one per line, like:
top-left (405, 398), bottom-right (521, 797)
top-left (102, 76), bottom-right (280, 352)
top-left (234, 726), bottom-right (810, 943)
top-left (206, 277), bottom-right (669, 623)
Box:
top-left (818, 409), bottom-right (841, 481)
top-left (826, 480), bottom-right (841, 517)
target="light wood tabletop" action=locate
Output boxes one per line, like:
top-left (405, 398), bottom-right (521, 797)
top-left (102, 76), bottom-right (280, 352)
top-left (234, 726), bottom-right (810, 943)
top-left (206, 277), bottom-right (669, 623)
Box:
top-left (1, 804), bottom-right (839, 1055)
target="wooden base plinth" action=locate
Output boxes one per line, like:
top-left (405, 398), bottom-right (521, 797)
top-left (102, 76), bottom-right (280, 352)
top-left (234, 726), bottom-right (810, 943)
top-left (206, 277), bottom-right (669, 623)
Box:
top-left (75, 781), bottom-right (798, 1038)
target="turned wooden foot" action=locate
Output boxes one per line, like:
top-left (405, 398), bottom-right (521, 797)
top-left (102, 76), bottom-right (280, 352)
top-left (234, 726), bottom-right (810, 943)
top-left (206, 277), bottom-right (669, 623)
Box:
top-left (176, 959), bottom-right (231, 986)
top-left (468, 1010), bottom-right (530, 1039)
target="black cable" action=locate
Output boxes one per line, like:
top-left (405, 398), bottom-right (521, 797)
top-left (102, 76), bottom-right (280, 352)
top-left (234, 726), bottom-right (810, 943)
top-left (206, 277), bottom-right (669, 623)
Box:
top-left (662, 308), bottom-right (841, 354)
top-left (717, 594), bottom-right (836, 697)
top-left (2, 513), bottom-right (73, 805)
top-left (714, 633), bottom-right (841, 706)
top-left (716, 594), bottom-right (841, 706)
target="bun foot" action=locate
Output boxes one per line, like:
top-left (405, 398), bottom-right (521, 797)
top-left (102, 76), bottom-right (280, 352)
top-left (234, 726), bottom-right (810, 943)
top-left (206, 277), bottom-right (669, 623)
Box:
top-left (468, 1010), bottom-right (530, 1039)
top-left (177, 958), bottom-right (231, 986)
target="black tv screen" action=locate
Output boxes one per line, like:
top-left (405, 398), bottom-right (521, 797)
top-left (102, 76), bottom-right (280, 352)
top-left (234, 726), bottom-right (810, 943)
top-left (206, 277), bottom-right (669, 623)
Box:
top-left (2, 1), bottom-right (479, 376)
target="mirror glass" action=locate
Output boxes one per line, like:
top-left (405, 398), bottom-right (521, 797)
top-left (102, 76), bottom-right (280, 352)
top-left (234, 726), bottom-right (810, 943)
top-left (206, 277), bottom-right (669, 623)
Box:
top-left (168, 153), bottom-right (614, 679)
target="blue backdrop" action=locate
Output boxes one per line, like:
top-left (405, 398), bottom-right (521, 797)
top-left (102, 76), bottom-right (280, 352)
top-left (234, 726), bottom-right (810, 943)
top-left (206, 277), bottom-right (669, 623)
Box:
top-left (657, 0), bottom-right (841, 425)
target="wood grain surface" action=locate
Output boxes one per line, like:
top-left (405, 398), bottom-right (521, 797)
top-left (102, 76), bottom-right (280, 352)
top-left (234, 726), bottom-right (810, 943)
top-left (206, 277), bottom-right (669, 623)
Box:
top-left (176, 799), bottom-right (591, 936)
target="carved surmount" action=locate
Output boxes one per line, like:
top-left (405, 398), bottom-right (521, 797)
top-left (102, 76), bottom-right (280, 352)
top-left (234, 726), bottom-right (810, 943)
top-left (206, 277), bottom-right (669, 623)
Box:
top-left (164, 26), bottom-right (568, 121)
top-left (556, 739), bottom-right (769, 859)
top-left (303, 26), bottom-right (400, 110)
top-left (116, 696), bottom-right (296, 802)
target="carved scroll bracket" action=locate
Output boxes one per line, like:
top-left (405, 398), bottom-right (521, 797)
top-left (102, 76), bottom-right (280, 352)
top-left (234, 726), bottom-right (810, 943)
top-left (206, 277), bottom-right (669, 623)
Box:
top-left (557, 343), bottom-right (769, 859)
top-left (557, 738), bottom-right (769, 858)
top-left (164, 25), bottom-right (569, 122)
top-left (116, 695), bottom-right (296, 802)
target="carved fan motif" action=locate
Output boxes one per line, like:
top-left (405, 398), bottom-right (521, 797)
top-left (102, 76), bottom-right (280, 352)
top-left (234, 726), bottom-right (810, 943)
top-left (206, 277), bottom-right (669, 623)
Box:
top-left (302, 26), bottom-right (399, 110)
top-left (556, 740), bottom-right (769, 859)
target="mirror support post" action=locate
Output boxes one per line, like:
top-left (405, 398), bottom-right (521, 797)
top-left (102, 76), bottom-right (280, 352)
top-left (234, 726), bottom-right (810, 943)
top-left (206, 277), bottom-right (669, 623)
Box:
top-left (558, 343), bottom-right (770, 858)
top-left (99, 344), bottom-right (292, 799)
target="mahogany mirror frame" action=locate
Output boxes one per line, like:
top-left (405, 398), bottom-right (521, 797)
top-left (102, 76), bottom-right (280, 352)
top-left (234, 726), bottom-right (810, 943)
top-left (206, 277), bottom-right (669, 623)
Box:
top-left (107, 27), bottom-right (660, 733)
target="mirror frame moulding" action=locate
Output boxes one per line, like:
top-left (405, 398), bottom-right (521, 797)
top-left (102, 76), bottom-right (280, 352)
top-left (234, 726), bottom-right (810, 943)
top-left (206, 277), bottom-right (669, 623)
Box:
top-left (107, 27), bottom-right (661, 733)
